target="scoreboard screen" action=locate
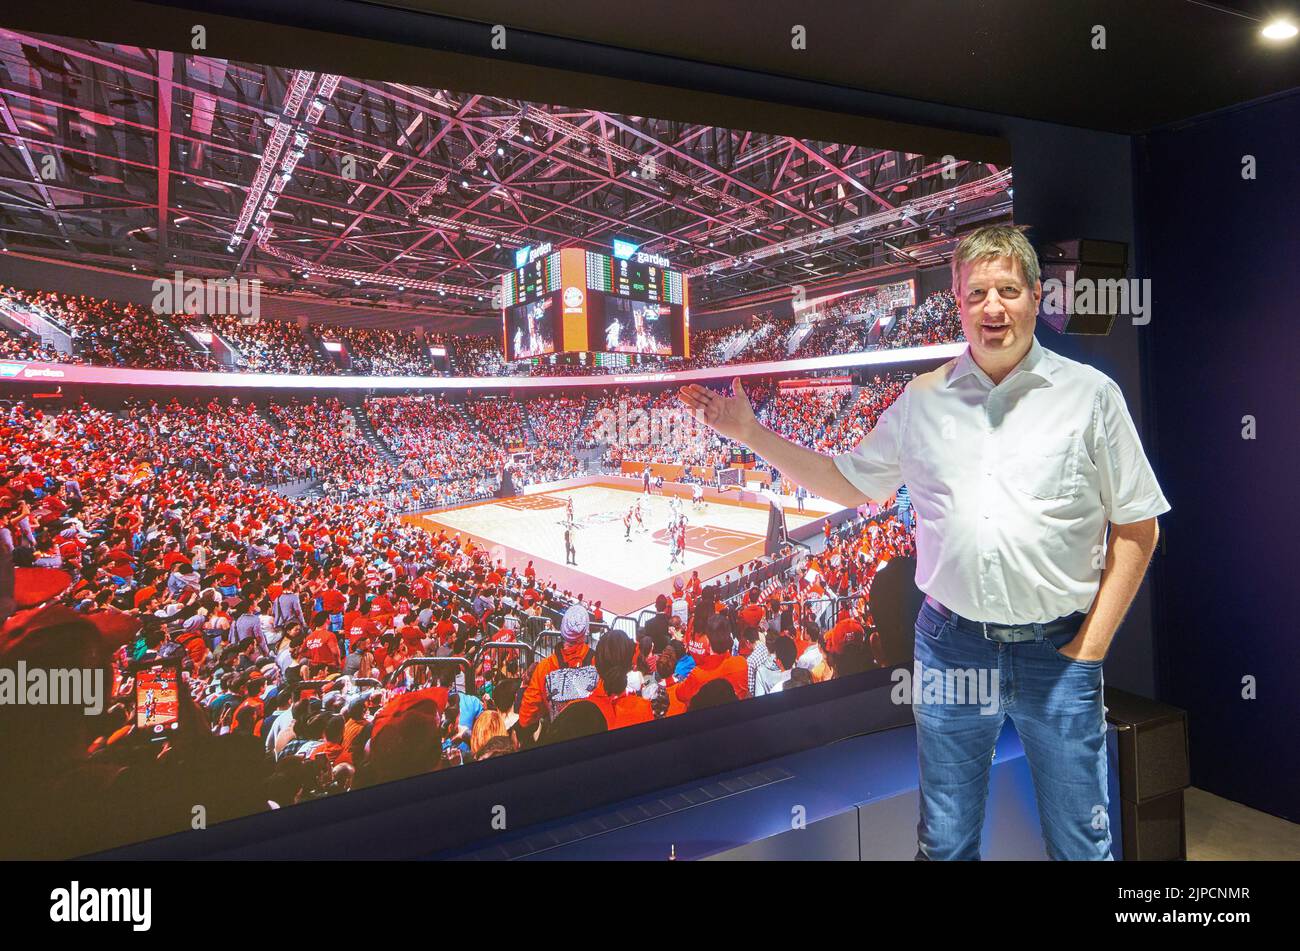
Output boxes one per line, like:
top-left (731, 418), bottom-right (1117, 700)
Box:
top-left (504, 298), bottom-right (557, 359)
top-left (599, 296), bottom-right (673, 355)
top-left (523, 350), bottom-right (665, 371)
top-left (585, 252), bottom-right (684, 305)
top-left (502, 251), bottom-right (561, 307)
top-left (503, 246), bottom-right (689, 357)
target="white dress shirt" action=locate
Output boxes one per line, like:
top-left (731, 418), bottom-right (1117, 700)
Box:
top-left (834, 338), bottom-right (1170, 624)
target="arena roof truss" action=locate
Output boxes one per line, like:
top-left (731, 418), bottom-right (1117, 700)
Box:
top-left (0, 29), bottom-right (1013, 328)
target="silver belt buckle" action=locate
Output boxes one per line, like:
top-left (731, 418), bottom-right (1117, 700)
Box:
top-left (981, 621), bottom-right (993, 641)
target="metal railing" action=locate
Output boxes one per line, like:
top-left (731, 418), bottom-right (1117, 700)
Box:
top-left (385, 656), bottom-right (474, 695)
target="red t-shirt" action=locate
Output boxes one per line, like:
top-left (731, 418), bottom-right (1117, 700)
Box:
top-left (587, 684), bottom-right (653, 731)
top-left (674, 653), bottom-right (749, 704)
top-left (737, 603), bottom-right (764, 629)
top-left (302, 629), bottom-right (341, 668)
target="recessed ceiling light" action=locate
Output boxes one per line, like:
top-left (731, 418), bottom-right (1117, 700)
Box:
top-left (1261, 18), bottom-right (1297, 40)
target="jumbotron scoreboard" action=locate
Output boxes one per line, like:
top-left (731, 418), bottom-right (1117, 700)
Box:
top-left (501, 242), bottom-right (690, 361)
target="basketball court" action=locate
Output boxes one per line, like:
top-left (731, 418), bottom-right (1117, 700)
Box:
top-left (404, 482), bottom-right (825, 615)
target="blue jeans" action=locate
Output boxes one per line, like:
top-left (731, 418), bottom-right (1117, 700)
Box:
top-left (911, 600), bottom-right (1112, 860)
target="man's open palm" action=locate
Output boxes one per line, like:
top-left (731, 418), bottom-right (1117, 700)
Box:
top-left (678, 377), bottom-right (756, 443)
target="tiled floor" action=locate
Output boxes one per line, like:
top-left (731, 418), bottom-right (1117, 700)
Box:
top-left (1185, 787), bottom-right (1300, 860)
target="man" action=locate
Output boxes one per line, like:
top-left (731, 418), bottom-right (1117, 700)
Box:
top-left (667, 521), bottom-right (682, 568)
top-left (674, 614), bottom-right (749, 705)
top-left (518, 604), bottom-right (596, 733)
top-left (640, 594), bottom-right (672, 654)
top-left (680, 224), bottom-right (1168, 861)
top-left (231, 600), bottom-right (269, 657)
top-left (272, 577), bottom-right (307, 631)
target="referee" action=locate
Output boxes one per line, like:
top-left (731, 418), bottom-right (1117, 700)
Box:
top-left (680, 224), bottom-right (1168, 860)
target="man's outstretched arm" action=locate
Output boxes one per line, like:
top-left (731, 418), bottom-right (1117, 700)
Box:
top-left (678, 378), bottom-right (873, 509)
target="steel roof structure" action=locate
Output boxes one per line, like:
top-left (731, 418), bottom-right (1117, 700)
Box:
top-left (0, 28), bottom-right (1013, 329)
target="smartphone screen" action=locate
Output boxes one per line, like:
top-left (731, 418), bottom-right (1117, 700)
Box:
top-left (136, 665), bottom-right (181, 734)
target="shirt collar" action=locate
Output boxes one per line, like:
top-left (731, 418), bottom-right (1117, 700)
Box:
top-left (946, 336), bottom-right (1054, 389)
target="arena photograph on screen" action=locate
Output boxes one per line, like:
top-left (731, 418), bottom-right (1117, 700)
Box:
top-left (0, 25), bottom-right (1013, 858)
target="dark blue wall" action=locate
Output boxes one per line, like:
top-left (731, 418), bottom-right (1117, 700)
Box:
top-left (1139, 90), bottom-right (1300, 822)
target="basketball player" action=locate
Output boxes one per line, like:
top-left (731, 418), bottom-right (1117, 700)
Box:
top-left (633, 304), bottom-right (648, 353)
top-left (692, 481), bottom-right (705, 510)
top-left (606, 317), bottom-right (622, 351)
top-left (565, 495), bottom-right (574, 525)
top-left (526, 303), bottom-right (539, 356)
top-left (668, 519), bottom-right (683, 568)
top-left (634, 497), bottom-right (645, 533)
top-left (564, 518), bottom-right (577, 566)
top-left (624, 506), bottom-right (633, 542)
top-left (675, 518), bottom-right (688, 567)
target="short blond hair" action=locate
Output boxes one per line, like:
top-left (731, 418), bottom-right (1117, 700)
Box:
top-left (950, 224), bottom-right (1040, 295)
top-left (470, 709), bottom-right (507, 756)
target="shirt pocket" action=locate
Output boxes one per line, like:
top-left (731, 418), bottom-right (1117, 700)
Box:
top-left (1007, 432), bottom-right (1080, 501)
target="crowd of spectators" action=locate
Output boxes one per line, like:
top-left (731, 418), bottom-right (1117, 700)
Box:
top-left (1, 285), bottom-right (220, 371)
top-left (881, 290), bottom-right (960, 348)
top-left (2, 284), bottom-right (962, 383)
top-left (0, 359), bottom-right (920, 857)
top-left (450, 335), bottom-right (509, 377)
top-left (206, 314), bottom-right (335, 376)
top-left (320, 325), bottom-right (439, 377)
top-left (0, 327), bottom-right (67, 364)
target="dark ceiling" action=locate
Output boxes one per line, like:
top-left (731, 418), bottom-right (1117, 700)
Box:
top-left (389, 0), bottom-right (1300, 134)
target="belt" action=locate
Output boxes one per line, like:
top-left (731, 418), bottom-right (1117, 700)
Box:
top-left (923, 595), bottom-right (1085, 643)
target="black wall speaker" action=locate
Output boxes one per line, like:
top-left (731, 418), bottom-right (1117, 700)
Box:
top-left (1037, 238), bottom-right (1130, 335)
top-left (1105, 686), bottom-right (1190, 860)
top-left (1121, 791), bottom-right (1187, 861)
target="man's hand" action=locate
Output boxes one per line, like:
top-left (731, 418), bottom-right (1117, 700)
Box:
top-left (680, 375), bottom-right (871, 509)
top-left (1056, 634), bottom-right (1107, 663)
top-left (678, 377), bottom-right (757, 443)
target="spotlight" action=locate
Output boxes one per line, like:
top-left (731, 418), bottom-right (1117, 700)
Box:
top-left (1262, 18), bottom-right (1297, 40)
